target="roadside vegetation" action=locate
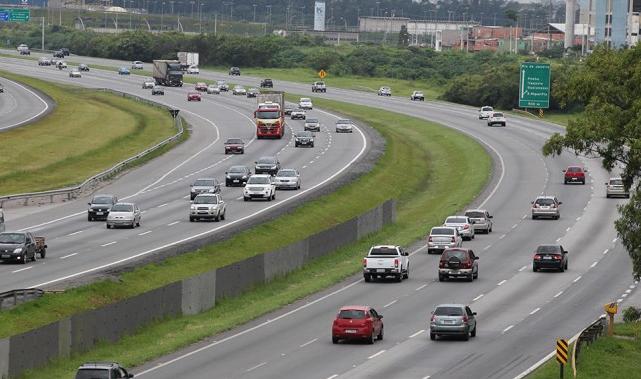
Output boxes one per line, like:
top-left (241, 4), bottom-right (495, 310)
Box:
top-left (0, 71), bottom-right (176, 195)
top-left (7, 95), bottom-right (490, 378)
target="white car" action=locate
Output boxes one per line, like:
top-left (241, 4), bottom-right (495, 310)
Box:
top-left (274, 169), bottom-right (301, 190)
top-left (243, 175), bottom-right (276, 201)
top-left (69, 71), bottom-right (81, 78)
top-left (142, 80), bottom-right (155, 89)
top-left (363, 245), bottom-right (410, 282)
top-left (106, 202), bottom-right (141, 229)
top-left (232, 85), bottom-right (246, 95)
top-left (131, 61), bottom-right (144, 69)
top-left (290, 108), bottom-right (306, 120)
top-left (56, 61), bottom-right (67, 69)
top-left (487, 112), bottom-right (507, 127)
top-left (299, 97), bottom-right (313, 110)
top-left (427, 226), bottom-right (463, 254)
top-left (207, 85), bottom-right (220, 94)
top-left (479, 106), bottom-right (494, 119)
top-left (217, 80), bottom-right (229, 91)
top-left (335, 119), bottom-right (354, 133)
top-left (605, 177), bottom-right (629, 198)
top-left (186, 65), bottom-right (200, 74)
top-left (410, 91), bottom-right (424, 101)
top-left (378, 86), bottom-right (392, 96)
top-left (190, 193), bottom-right (226, 222)
top-left (443, 216), bottom-right (475, 240)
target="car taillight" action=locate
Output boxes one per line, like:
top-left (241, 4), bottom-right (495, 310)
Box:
top-left (462, 261), bottom-right (472, 269)
top-left (464, 224), bottom-right (470, 229)
top-left (428, 236), bottom-right (433, 242)
top-left (363, 258), bottom-right (367, 267)
top-left (451, 237), bottom-right (456, 242)
top-left (431, 315), bottom-right (436, 322)
top-left (462, 315), bottom-right (469, 323)
top-left (553, 255), bottom-right (562, 260)
top-left (394, 258), bottom-right (399, 268)
top-left (533, 204), bottom-right (539, 208)
top-left (551, 204), bottom-right (557, 208)
top-left (534, 254), bottom-right (542, 260)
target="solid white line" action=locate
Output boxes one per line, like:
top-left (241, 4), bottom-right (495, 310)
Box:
top-left (157, 203), bottom-right (169, 208)
top-left (625, 289), bottom-right (632, 294)
top-left (422, 376), bottom-right (431, 379)
top-left (512, 224), bottom-right (518, 229)
top-left (590, 261), bottom-right (598, 268)
top-left (0, 77), bottom-right (50, 131)
top-left (299, 338), bottom-right (318, 348)
top-left (617, 298), bottom-right (624, 303)
top-left (612, 238), bottom-right (618, 243)
top-left (409, 330), bottom-right (425, 338)
top-left (415, 284), bottom-right (427, 291)
top-left (483, 245), bottom-right (491, 250)
top-left (101, 241), bottom-right (117, 247)
top-left (67, 230), bottom-right (84, 236)
top-left (384, 300), bottom-right (398, 308)
top-left (518, 265), bottom-right (527, 272)
top-left (553, 291), bottom-right (564, 298)
top-left (566, 227), bottom-right (571, 232)
top-left (556, 237), bottom-right (562, 242)
top-left (473, 294), bottom-right (484, 301)
top-left (368, 350), bottom-right (386, 359)
top-left (622, 293), bottom-right (628, 298)
top-left (497, 279), bottom-right (507, 286)
top-left (60, 253), bottom-right (78, 260)
top-left (573, 276), bottom-right (582, 283)
top-left (502, 325), bottom-right (514, 333)
top-left (522, 215), bottom-right (527, 219)
top-left (327, 375), bottom-right (339, 379)
top-left (138, 231), bottom-right (152, 236)
top-left (167, 221), bottom-right (180, 226)
top-left (576, 217), bottom-right (581, 221)
top-left (499, 234), bottom-right (506, 239)
top-left (245, 362), bottom-right (267, 372)
top-left (12, 266), bottom-right (33, 273)
top-left (530, 307), bottom-right (541, 315)
top-left (603, 249), bottom-right (609, 255)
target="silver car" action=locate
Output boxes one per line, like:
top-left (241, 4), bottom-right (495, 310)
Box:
top-left (142, 80), bottom-right (155, 89)
top-left (304, 118), bottom-right (321, 131)
top-left (427, 226), bottom-right (462, 254)
top-left (106, 203), bottom-right (141, 229)
top-left (190, 193), bottom-right (226, 222)
top-left (378, 86), bottom-right (391, 96)
top-left (464, 209), bottom-right (493, 233)
top-left (605, 177), bottom-right (629, 198)
top-left (443, 216), bottom-right (475, 240)
top-left (274, 169), bottom-right (301, 190)
top-left (217, 80), bottom-right (229, 91)
top-left (531, 196), bottom-right (561, 220)
top-left (336, 119), bottom-right (354, 133)
top-left (430, 304), bottom-right (477, 341)
top-left (207, 85), bottom-right (221, 94)
top-left (232, 85), bottom-right (246, 95)
top-left (190, 178), bottom-right (221, 200)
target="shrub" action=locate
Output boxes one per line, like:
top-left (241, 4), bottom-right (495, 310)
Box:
top-left (623, 306), bottom-right (641, 323)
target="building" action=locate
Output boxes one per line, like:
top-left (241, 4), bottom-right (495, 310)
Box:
top-left (582, 0), bottom-right (641, 48)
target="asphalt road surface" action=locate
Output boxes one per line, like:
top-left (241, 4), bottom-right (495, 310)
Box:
top-left (0, 74), bottom-right (52, 131)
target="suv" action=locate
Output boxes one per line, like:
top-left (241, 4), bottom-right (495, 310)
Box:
top-left (312, 81), bottom-right (326, 93)
top-left (606, 177), bottom-right (629, 198)
top-left (190, 178), bottom-right (221, 200)
top-left (190, 193), bottom-right (226, 222)
top-left (487, 112), bottom-right (506, 127)
top-left (87, 194), bottom-right (118, 221)
top-left (464, 209), bottom-right (493, 234)
top-left (362, 245), bottom-right (409, 282)
top-left (243, 175), bottom-right (276, 201)
top-left (229, 66), bottom-right (241, 76)
top-left (75, 362), bottom-right (133, 379)
top-left (427, 226), bottom-right (462, 254)
top-left (478, 106), bottom-right (494, 119)
top-left (410, 91), bottom-right (424, 101)
top-left (438, 248), bottom-right (479, 282)
top-left (563, 166), bottom-right (586, 184)
top-left (531, 195), bottom-right (562, 220)
top-left (430, 304), bottom-right (477, 341)
top-left (532, 244), bottom-right (568, 272)
top-left (225, 165), bottom-right (251, 187)
top-left (261, 78), bottom-right (273, 88)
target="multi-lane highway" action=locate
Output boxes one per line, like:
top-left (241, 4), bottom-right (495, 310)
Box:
top-left (1, 52), bottom-right (637, 378)
top-left (0, 75), bottom-right (52, 131)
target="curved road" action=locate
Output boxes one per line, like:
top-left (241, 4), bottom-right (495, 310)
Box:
top-left (0, 75), bottom-right (52, 131)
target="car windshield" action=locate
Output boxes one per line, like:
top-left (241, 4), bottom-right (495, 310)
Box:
top-left (256, 111), bottom-right (280, 119)
top-left (92, 196), bottom-right (114, 204)
top-left (444, 250), bottom-right (468, 260)
top-left (194, 196), bottom-right (216, 204)
top-left (536, 245), bottom-right (562, 253)
top-left (257, 158), bottom-right (276, 165)
top-left (567, 167), bottom-right (582, 172)
top-left (493, 113), bottom-right (504, 117)
top-left (217, 81), bottom-right (226, 85)
top-left (75, 369), bottom-right (110, 379)
top-left (300, 98), bottom-right (311, 102)
top-left (535, 198), bottom-right (555, 206)
top-left (481, 107), bottom-right (493, 111)
top-left (369, 247), bottom-right (398, 256)
top-left (432, 228), bottom-right (454, 235)
top-left (338, 309), bottom-right (365, 319)
top-left (337, 119), bottom-right (351, 124)
top-left (415, 92), bottom-right (424, 95)
top-left (434, 306), bottom-right (464, 316)
top-left (610, 179), bottom-right (623, 185)
top-left (153, 86), bottom-right (162, 90)
top-left (381, 87), bottom-right (390, 90)
top-left (234, 86), bottom-right (244, 90)
top-left (306, 119), bottom-right (318, 123)
top-left (248, 176), bottom-right (270, 184)
top-left (110, 204), bottom-right (133, 212)
top-left (296, 131), bottom-right (312, 138)
top-left (229, 166), bottom-right (247, 173)
top-left (446, 217), bottom-right (467, 224)
top-left (226, 139), bottom-right (243, 144)
top-left (0, 233), bottom-right (26, 244)
top-left (194, 179), bottom-right (215, 187)
top-left (465, 211), bottom-right (485, 218)
top-left (277, 170), bottom-right (297, 177)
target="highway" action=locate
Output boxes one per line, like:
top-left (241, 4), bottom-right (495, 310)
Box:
top-left (2, 52), bottom-right (637, 378)
top-left (0, 56), bottom-right (371, 292)
top-left (0, 74), bottom-right (52, 131)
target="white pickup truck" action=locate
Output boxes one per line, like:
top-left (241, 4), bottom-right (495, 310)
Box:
top-left (363, 245), bottom-right (410, 282)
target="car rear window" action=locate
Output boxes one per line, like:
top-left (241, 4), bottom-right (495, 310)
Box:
top-left (535, 198), bottom-right (555, 206)
top-left (493, 113), bottom-right (504, 117)
top-left (431, 228), bottom-right (454, 235)
top-left (229, 166), bottom-right (247, 173)
top-left (226, 139), bottom-right (243, 144)
top-left (369, 247), bottom-right (398, 256)
top-left (277, 170), bottom-right (297, 177)
top-left (465, 211), bottom-right (485, 218)
top-left (306, 119), bottom-right (319, 123)
top-left (443, 250), bottom-right (468, 260)
top-left (258, 158), bottom-right (276, 164)
top-left (92, 196), bottom-right (113, 204)
top-left (194, 179), bottom-right (215, 187)
top-left (247, 176), bottom-right (270, 184)
top-left (567, 167), bottom-right (583, 173)
top-left (338, 309), bottom-right (366, 319)
top-left (75, 369), bottom-right (110, 379)
top-left (111, 204), bottom-right (133, 212)
top-left (536, 245), bottom-right (561, 253)
top-left (481, 107), bottom-right (493, 111)
top-left (446, 217), bottom-right (467, 224)
top-left (434, 307), bottom-right (464, 316)
top-left (610, 179), bottom-right (623, 185)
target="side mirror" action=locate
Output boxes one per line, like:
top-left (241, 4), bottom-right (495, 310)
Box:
top-left (558, 201), bottom-right (563, 205)
top-left (488, 215), bottom-right (493, 218)
top-left (564, 250), bottom-right (569, 254)
top-left (379, 315), bottom-right (383, 319)
top-left (87, 202), bottom-right (91, 206)
top-left (474, 256), bottom-right (479, 260)
top-left (562, 169), bottom-right (566, 172)
top-left (190, 200), bottom-right (193, 204)
top-left (472, 312), bottom-right (477, 316)
top-left (530, 201), bottom-right (534, 204)
top-left (584, 169), bottom-right (588, 172)
top-left (605, 182), bottom-right (608, 185)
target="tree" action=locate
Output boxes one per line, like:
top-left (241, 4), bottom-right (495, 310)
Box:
top-left (542, 45), bottom-right (641, 279)
top-left (398, 25), bottom-right (409, 47)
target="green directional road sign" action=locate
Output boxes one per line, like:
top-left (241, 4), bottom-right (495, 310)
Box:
top-left (0, 8), bottom-right (30, 23)
top-left (519, 62), bottom-right (550, 109)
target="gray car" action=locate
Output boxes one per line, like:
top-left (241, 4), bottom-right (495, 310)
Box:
top-left (531, 195), bottom-right (561, 219)
top-left (106, 203), bottom-right (141, 229)
top-left (605, 177), bottom-right (629, 198)
top-left (75, 362), bottom-right (133, 379)
top-left (336, 119), bottom-right (354, 133)
top-left (427, 226), bottom-right (462, 254)
top-left (430, 304), bottom-right (477, 341)
top-left (304, 118), bottom-right (321, 131)
top-left (464, 209), bottom-right (493, 233)
top-left (443, 216), bottom-right (475, 240)
top-left (274, 169), bottom-right (301, 190)
top-left (190, 178), bottom-right (221, 200)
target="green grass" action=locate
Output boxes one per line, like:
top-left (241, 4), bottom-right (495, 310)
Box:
top-left (527, 322), bottom-right (641, 379)
top-left (6, 96), bottom-right (490, 378)
top-left (510, 108), bottom-right (581, 127)
top-left (0, 71), bottom-right (176, 195)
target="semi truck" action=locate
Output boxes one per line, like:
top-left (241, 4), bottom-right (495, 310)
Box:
top-left (152, 60), bottom-right (184, 87)
top-left (255, 91), bottom-right (285, 139)
top-left (177, 52), bottom-right (199, 70)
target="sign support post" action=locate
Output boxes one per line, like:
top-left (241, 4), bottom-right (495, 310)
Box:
top-left (604, 302), bottom-right (618, 336)
top-left (556, 338), bottom-right (568, 379)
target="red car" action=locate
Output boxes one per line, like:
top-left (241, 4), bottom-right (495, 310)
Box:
top-left (195, 82), bottom-right (208, 91)
top-left (563, 166), bottom-right (586, 184)
top-left (332, 305), bottom-right (383, 344)
top-left (187, 92), bottom-right (201, 102)
top-left (224, 138), bottom-right (245, 154)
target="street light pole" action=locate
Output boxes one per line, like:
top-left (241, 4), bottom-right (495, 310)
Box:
top-left (161, 1), bottom-right (164, 30)
top-left (253, 4), bottom-right (256, 22)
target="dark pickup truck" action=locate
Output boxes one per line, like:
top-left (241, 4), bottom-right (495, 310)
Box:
top-left (0, 232), bottom-right (46, 263)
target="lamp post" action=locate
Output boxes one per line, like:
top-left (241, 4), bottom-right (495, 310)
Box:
top-left (301, 5), bottom-right (305, 28)
top-left (198, 2), bottom-right (203, 33)
top-left (253, 4), bottom-right (256, 22)
top-left (161, 1), bottom-right (165, 30)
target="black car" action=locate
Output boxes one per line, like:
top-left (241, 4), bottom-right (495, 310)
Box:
top-left (229, 66), bottom-right (241, 76)
top-left (60, 47), bottom-right (70, 56)
top-left (532, 245), bottom-right (568, 272)
top-left (294, 131), bottom-right (314, 148)
top-left (53, 50), bottom-right (65, 58)
top-left (247, 88), bottom-right (259, 98)
top-left (254, 156), bottom-right (280, 176)
top-left (225, 165), bottom-right (252, 186)
top-left (78, 64), bottom-right (90, 71)
top-left (88, 194), bottom-right (118, 221)
top-left (260, 78), bottom-right (273, 88)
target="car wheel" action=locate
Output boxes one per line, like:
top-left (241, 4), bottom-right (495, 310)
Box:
top-left (40, 249), bottom-right (46, 259)
top-left (533, 265), bottom-right (538, 272)
top-left (430, 332), bottom-right (436, 341)
top-left (272, 192), bottom-right (276, 200)
top-left (532, 215), bottom-right (537, 220)
top-left (467, 274), bottom-right (474, 282)
top-left (403, 268), bottom-right (409, 279)
top-left (367, 331), bottom-right (375, 344)
top-left (364, 274), bottom-right (371, 282)
top-left (463, 331), bottom-right (470, 341)
top-left (22, 253), bottom-right (28, 264)
top-left (473, 269), bottom-right (478, 279)
top-left (606, 194), bottom-right (611, 198)
top-left (332, 336), bottom-right (339, 344)
top-left (244, 197), bottom-right (249, 202)
top-left (565, 261), bottom-right (568, 270)
top-left (559, 264), bottom-right (565, 273)
top-left (215, 213), bottom-right (220, 222)
top-left (378, 326), bottom-right (384, 340)
top-left (88, 215), bottom-right (93, 222)
top-left (106, 224), bottom-right (111, 229)
top-left (221, 212), bottom-right (225, 220)
top-left (396, 274), bottom-right (403, 282)
top-left (189, 217), bottom-right (195, 222)
top-left (471, 326), bottom-right (477, 337)
top-left (438, 274), bottom-right (445, 282)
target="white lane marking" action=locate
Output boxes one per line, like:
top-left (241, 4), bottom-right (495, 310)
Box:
top-left (423, 376), bottom-right (431, 379)
top-left (384, 299), bottom-right (398, 308)
top-left (576, 217), bottom-right (581, 221)
top-left (497, 279), bottom-right (507, 286)
top-left (138, 231), bottom-right (152, 236)
top-left (60, 253), bottom-right (78, 259)
top-left (473, 294), bottom-right (484, 301)
top-left (556, 237), bottom-right (562, 242)
top-left (590, 261), bottom-right (598, 268)
top-left (409, 330), bottom-right (425, 338)
top-left (530, 307), bottom-right (541, 315)
top-left (368, 350), bottom-right (386, 360)
top-left (101, 241), bottom-right (117, 247)
top-left (157, 203), bottom-right (169, 208)
top-left (245, 362), bottom-right (267, 372)
top-left (573, 276), bottom-right (582, 283)
top-left (612, 238), bottom-right (618, 243)
top-left (554, 291), bottom-right (564, 298)
top-left (566, 227), bottom-right (571, 232)
top-left (512, 224), bottom-right (518, 229)
top-left (622, 293), bottom-right (628, 298)
top-left (483, 245), bottom-right (491, 251)
top-left (299, 338), bottom-right (318, 348)
top-left (625, 289), bottom-right (632, 294)
top-left (518, 265), bottom-right (527, 272)
top-left (67, 230), bottom-right (84, 236)
top-left (603, 249), bottom-right (609, 255)
top-left (415, 284), bottom-right (427, 291)
top-left (302, 165), bottom-right (307, 169)
top-left (502, 325), bottom-right (514, 334)
top-left (327, 375), bottom-right (339, 379)
top-left (12, 266), bottom-right (33, 273)
top-left (0, 77), bottom-right (50, 131)
top-left (630, 285), bottom-right (636, 289)
top-left (499, 234), bottom-right (506, 240)
top-left (167, 221), bottom-right (180, 226)
top-left (183, 195), bottom-right (190, 199)
top-left (522, 215), bottom-right (527, 219)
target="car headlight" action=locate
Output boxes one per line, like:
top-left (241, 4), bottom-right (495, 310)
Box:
top-left (191, 188), bottom-right (196, 192)
top-left (13, 248), bottom-right (22, 254)
top-left (191, 206), bottom-right (197, 210)
top-left (226, 175), bottom-right (231, 179)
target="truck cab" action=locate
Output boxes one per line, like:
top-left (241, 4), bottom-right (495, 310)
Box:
top-left (255, 92), bottom-right (285, 139)
top-left (363, 245), bottom-right (410, 282)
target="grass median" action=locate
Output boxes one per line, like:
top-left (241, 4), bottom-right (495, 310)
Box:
top-left (0, 71), bottom-right (177, 195)
top-left (9, 96), bottom-right (490, 378)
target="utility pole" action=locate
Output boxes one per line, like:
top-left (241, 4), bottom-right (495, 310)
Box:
top-left (161, 1), bottom-right (164, 30)
top-left (253, 4), bottom-right (256, 22)
top-left (190, 0), bottom-right (194, 18)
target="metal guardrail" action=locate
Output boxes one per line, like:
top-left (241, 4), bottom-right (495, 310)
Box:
top-left (0, 88), bottom-right (186, 207)
top-left (0, 288), bottom-right (44, 309)
top-left (571, 315), bottom-right (607, 377)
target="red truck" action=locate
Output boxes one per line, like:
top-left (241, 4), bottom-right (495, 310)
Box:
top-left (255, 91), bottom-right (285, 139)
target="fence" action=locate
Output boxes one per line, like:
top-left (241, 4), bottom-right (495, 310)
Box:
top-left (571, 315), bottom-right (607, 376)
top-left (0, 289), bottom-right (44, 311)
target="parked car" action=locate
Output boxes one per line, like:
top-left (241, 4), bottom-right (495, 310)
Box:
top-left (232, 85), bottom-right (247, 95)
top-left (131, 61), bottom-right (144, 69)
top-left (335, 119), bottom-right (354, 133)
top-left (274, 169), bottom-right (301, 190)
top-left (243, 175), bottom-right (276, 201)
top-left (438, 248), bottom-right (479, 282)
top-left (363, 245), bottom-right (409, 282)
top-left (478, 106), bottom-right (494, 119)
top-left (207, 85), bottom-right (221, 94)
top-left (78, 63), bottom-right (90, 71)
top-left (290, 108), bottom-right (306, 120)
top-left (225, 165), bottom-right (252, 187)
top-left (430, 304), bottom-right (477, 341)
top-left (378, 86), bottom-right (392, 96)
top-left (299, 97), bottom-right (313, 110)
top-left (563, 166), bottom-right (587, 184)
top-left (87, 194), bottom-right (118, 221)
top-left (142, 80), bottom-right (155, 89)
top-left (195, 82), bottom-right (208, 91)
top-left (187, 92), bottom-right (202, 101)
top-left (443, 216), bottom-right (475, 240)
top-left (246, 88), bottom-right (259, 98)
top-left (75, 362), bottom-right (134, 379)
top-left (69, 70), bottom-right (81, 78)
top-left (224, 138), bottom-right (245, 154)
top-left (332, 306), bottom-right (383, 344)
top-left (118, 67), bottom-right (130, 75)
top-left (186, 65), bottom-right (199, 74)
top-left (0, 232), bottom-right (46, 263)
top-left (487, 112), bottom-right (507, 127)
top-left (312, 81), bottom-right (326, 93)
top-left (532, 244), bottom-right (569, 272)
top-left (427, 226), bottom-right (462, 254)
top-left (294, 131), bottom-right (314, 147)
top-left (216, 80), bottom-right (229, 91)
top-left (261, 78), bottom-right (273, 88)
top-left (464, 209), bottom-right (493, 234)
top-left (189, 193), bottom-right (226, 222)
top-left (106, 203), bottom-right (141, 229)
top-left (229, 66), bottom-right (241, 75)
top-left (531, 195), bottom-right (562, 220)
top-left (151, 85), bottom-right (165, 95)
top-left (410, 91), bottom-right (424, 101)
top-left (190, 178), bottom-right (221, 200)
top-left (606, 177), bottom-right (629, 198)
top-left (304, 118), bottom-right (321, 132)
top-left (254, 156), bottom-right (280, 176)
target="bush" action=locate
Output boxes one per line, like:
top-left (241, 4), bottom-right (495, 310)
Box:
top-left (623, 306), bottom-right (641, 323)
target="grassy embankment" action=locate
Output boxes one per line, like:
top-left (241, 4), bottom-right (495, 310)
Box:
top-left (6, 96), bottom-right (491, 378)
top-left (0, 71), bottom-right (177, 195)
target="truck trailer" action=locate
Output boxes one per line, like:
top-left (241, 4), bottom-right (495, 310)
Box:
top-left (152, 60), bottom-right (184, 87)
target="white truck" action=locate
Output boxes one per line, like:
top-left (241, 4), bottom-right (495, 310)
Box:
top-left (177, 52), bottom-right (199, 70)
top-left (363, 245), bottom-right (410, 282)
